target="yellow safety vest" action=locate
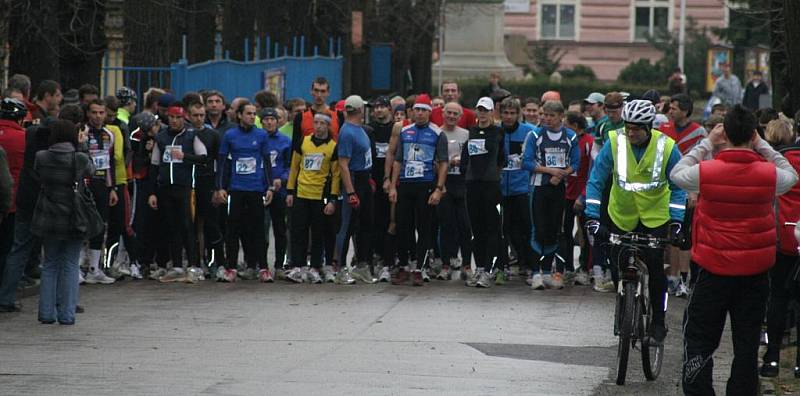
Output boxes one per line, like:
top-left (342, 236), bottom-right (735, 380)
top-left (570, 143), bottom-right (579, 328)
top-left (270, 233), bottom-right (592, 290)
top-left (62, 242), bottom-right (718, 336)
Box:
top-left (608, 129), bottom-right (674, 231)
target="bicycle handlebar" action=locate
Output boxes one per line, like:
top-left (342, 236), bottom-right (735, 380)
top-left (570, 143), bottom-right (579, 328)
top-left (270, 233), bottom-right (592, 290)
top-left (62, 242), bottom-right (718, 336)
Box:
top-left (607, 232), bottom-right (672, 249)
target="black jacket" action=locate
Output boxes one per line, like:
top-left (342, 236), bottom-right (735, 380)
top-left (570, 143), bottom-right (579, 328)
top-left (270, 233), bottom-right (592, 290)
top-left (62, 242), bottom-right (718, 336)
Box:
top-left (14, 119), bottom-right (54, 220)
top-left (0, 147), bottom-right (11, 221)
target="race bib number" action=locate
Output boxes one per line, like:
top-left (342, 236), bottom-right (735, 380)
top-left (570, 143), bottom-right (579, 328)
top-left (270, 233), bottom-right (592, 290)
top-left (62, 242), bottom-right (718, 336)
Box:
top-left (545, 152), bottom-right (566, 168)
top-left (468, 139), bottom-right (487, 156)
top-left (90, 150), bottom-right (110, 170)
top-left (364, 148), bottom-right (373, 169)
top-left (235, 157), bottom-right (257, 175)
top-left (375, 143), bottom-right (389, 159)
top-left (270, 150), bottom-right (278, 168)
top-left (504, 154), bottom-right (521, 170)
top-left (163, 145), bottom-right (183, 164)
top-left (303, 153), bottom-right (324, 171)
top-left (404, 160), bottom-right (425, 178)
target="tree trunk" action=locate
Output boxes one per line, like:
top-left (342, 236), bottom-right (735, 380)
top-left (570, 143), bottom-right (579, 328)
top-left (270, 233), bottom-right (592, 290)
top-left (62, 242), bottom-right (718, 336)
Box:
top-left (782, 0), bottom-right (800, 115)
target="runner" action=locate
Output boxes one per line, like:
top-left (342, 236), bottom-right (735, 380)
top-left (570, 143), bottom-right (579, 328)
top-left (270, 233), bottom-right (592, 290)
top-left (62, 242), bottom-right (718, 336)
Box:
top-left (261, 107), bottom-right (290, 282)
top-left (215, 101), bottom-right (272, 282)
top-left (285, 113), bottom-right (340, 284)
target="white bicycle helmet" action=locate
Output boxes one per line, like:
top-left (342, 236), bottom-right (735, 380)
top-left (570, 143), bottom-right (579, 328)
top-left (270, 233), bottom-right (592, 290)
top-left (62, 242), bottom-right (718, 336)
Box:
top-left (622, 99), bottom-right (657, 125)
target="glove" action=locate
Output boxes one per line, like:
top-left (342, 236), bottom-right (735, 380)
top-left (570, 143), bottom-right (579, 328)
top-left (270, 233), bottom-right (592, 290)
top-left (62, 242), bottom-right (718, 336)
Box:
top-left (669, 221), bottom-right (690, 249)
top-left (348, 192), bottom-right (360, 209)
top-left (585, 219), bottom-right (609, 244)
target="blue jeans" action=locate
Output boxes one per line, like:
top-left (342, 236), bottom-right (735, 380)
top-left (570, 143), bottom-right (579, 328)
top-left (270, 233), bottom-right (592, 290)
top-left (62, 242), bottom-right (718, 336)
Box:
top-left (0, 216), bottom-right (39, 306)
top-left (38, 238), bottom-right (82, 324)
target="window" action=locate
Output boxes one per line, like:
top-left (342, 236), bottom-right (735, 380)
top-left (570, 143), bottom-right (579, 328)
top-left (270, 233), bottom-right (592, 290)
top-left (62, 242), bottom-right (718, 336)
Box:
top-left (540, 1), bottom-right (576, 40)
top-left (634, 0), bottom-right (670, 41)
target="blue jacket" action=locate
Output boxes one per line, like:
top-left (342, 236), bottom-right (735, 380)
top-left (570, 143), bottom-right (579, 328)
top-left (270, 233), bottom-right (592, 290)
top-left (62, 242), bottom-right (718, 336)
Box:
top-left (217, 125), bottom-right (272, 193)
top-left (265, 129), bottom-right (292, 197)
top-left (522, 125), bottom-right (580, 186)
top-left (500, 122), bottom-right (535, 196)
top-left (585, 138), bottom-right (686, 221)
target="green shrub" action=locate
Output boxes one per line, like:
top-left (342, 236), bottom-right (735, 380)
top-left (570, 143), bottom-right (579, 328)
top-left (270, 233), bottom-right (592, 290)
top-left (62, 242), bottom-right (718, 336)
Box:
top-left (560, 65), bottom-right (597, 82)
top-left (618, 59), bottom-right (666, 85)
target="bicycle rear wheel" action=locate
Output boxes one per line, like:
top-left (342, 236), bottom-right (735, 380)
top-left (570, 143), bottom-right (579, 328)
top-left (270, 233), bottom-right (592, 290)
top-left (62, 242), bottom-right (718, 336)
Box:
top-left (641, 296), bottom-right (665, 380)
top-left (616, 281), bottom-right (637, 385)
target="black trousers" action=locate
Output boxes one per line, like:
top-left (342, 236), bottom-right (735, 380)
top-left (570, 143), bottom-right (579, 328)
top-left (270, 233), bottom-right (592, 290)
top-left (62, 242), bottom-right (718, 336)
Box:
top-left (0, 212), bottom-right (15, 285)
top-left (338, 172), bottom-right (373, 265)
top-left (396, 182), bottom-right (435, 268)
top-left (106, 184), bottom-right (138, 263)
top-left (437, 187), bottom-right (471, 265)
top-left (502, 193), bottom-right (534, 272)
top-left (196, 176), bottom-right (225, 263)
top-left (372, 187), bottom-right (393, 263)
top-left (225, 191), bottom-right (266, 269)
top-left (764, 252), bottom-right (800, 362)
top-left (533, 184), bottom-right (566, 272)
top-left (682, 267), bottom-right (768, 396)
top-left (559, 198), bottom-right (580, 273)
top-left (88, 179), bottom-right (110, 250)
top-left (290, 198), bottom-right (329, 269)
top-left (467, 181), bottom-right (501, 272)
top-left (265, 194), bottom-right (287, 268)
top-left (132, 179), bottom-right (168, 267)
top-left (158, 184), bottom-right (198, 267)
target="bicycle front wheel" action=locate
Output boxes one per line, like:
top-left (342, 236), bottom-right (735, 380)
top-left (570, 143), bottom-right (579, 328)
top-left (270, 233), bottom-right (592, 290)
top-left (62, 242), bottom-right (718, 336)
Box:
top-left (616, 281), bottom-right (637, 385)
top-left (641, 296), bottom-right (665, 380)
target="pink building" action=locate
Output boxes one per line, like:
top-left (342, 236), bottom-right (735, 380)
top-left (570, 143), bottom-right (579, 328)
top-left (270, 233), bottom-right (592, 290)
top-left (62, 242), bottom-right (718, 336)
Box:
top-left (503, 0), bottom-right (728, 81)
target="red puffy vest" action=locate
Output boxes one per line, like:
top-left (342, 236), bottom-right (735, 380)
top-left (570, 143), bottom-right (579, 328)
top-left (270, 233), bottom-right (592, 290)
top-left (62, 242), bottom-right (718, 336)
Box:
top-left (778, 147), bottom-right (800, 256)
top-left (693, 149), bottom-right (777, 275)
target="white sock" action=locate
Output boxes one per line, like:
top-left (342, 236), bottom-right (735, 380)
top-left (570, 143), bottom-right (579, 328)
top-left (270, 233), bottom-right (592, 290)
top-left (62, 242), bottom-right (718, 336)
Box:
top-left (593, 265), bottom-right (603, 279)
top-left (89, 249), bottom-right (103, 274)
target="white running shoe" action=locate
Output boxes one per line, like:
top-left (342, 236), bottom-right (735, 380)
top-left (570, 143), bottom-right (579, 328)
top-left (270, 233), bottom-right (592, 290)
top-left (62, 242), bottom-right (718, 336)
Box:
top-left (78, 271), bottom-right (86, 285)
top-left (593, 278), bottom-right (615, 293)
top-left (335, 268), bottom-right (356, 285)
top-left (215, 266), bottom-right (227, 282)
top-left (421, 268), bottom-right (431, 282)
top-left (378, 266), bottom-right (391, 282)
top-left (544, 272), bottom-right (564, 289)
top-left (129, 263), bottom-right (143, 280)
top-left (286, 267), bottom-right (305, 283)
top-left (322, 266), bottom-right (337, 283)
top-left (307, 268), bottom-right (323, 284)
top-left (149, 267), bottom-right (167, 281)
top-left (675, 281), bottom-right (690, 298)
top-left (85, 270), bottom-right (116, 284)
top-left (476, 270), bottom-right (492, 288)
top-left (574, 270), bottom-right (591, 286)
top-left (186, 267), bottom-right (205, 283)
top-left (530, 273), bottom-right (545, 290)
top-left (159, 267), bottom-right (186, 283)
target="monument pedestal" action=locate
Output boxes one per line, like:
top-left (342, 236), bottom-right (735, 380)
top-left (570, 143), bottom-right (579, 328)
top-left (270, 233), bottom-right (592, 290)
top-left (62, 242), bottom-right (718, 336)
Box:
top-left (433, 0), bottom-right (523, 86)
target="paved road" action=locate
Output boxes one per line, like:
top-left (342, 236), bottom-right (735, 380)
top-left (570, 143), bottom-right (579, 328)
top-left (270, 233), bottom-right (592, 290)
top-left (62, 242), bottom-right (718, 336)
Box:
top-left (0, 278), bottom-right (732, 395)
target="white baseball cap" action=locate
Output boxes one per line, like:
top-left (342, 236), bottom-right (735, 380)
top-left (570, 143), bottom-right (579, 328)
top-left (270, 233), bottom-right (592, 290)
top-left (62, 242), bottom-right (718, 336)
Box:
top-left (476, 97), bottom-right (494, 111)
top-left (344, 95), bottom-right (365, 111)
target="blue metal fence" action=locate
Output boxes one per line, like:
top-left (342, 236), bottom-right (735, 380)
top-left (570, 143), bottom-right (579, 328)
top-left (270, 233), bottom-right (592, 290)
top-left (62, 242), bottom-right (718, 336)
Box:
top-left (101, 36), bottom-right (343, 106)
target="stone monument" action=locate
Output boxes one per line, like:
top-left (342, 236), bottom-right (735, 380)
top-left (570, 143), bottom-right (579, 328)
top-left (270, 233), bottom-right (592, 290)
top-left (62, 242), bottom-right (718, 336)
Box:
top-left (432, 0), bottom-right (523, 87)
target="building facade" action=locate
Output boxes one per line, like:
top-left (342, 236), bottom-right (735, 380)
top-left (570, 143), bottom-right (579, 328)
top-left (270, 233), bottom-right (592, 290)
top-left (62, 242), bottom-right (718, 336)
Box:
top-left (503, 0), bottom-right (727, 81)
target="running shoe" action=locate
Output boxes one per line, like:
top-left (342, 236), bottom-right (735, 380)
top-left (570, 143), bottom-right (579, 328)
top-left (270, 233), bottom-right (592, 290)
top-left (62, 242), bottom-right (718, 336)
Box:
top-left (307, 268), bottom-right (323, 284)
top-left (449, 269), bottom-right (461, 281)
top-left (562, 271), bottom-right (576, 285)
top-left (465, 270), bottom-right (479, 287)
top-left (760, 361), bottom-right (779, 378)
top-left (219, 268), bottom-right (237, 283)
top-left (336, 268), bottom-right (356, 285)
top-left (215, 266), bottom-right (227, 282)
top-left (494, 270), bottom-right (506, 286)
top-left (429, 257), bottom-right (443, 276)
top-left (574, 270), bottom-right (591, 286)
top-left (675, 281), bottom-right (690, 298)
top-left (378, 266), bottom-right (391, 283)
top-left (667, 276), bottom-right (680, 295)
top-left (421, 268), bottom-right (431, 282)
top-left (412, 270), bottom-right (424, 286)
top-left (150, 267), bottom-right (167, 281)
top-left (186, 266), bottom-right (205, 283)
top-left (159, 267), bottom-right (186, 283)
top-left (286, 267), bottom-right (305, 283)
top-left (78, 271), bottom-right (86, 285)
top-left (239, 268), bottom-right (258, 281)
top-left (593, 278), bottom-right (615, 293)
top-left (436, 266), bottom-right (451, 280)
top-left (392, 269), bottom-right (409, 285)
top-left (351, 266), bottom-right (376, 284)
top-left (530, 273), bottom-right (545, 290)
top-left (322, 266), bottom-right (337, 283)
top-left (129, 263), bottom-right (143, 280)
top-left (111, 261), bottom-right (131, 278)
top-left (545, 272), bottom-right (564, 289)
top-left (85, 270), bottom-right (116, 285)
top-left (476, 270), bottom-right (492, 288)
top-left (258, 268), bottom-right (274, 283)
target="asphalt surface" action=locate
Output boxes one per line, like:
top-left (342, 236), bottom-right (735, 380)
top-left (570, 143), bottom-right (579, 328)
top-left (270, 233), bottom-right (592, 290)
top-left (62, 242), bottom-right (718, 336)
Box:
top-left (0, 276), bottom-right (734, 395)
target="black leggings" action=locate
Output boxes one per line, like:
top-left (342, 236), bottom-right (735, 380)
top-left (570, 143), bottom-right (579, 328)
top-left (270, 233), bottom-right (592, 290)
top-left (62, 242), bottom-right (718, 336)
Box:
top-left (158, 185), bottom-right (198, 267)
top-left (89, 180), bottom-right (110, 250)
top-left (764, 252), bottom-right (800, 362)
top-left (467, 181), bottom-right (501, 272)
top-left (290, 198), bottom-right (329, 269)
top-left (107, 183), bottom-right (139, 263)
top-left (533, 183), bottom-right (566, 272)
top-left (437, 187), bottom-right (471, 265)
top-left (338, 172), bottom-right (374, 265)
top-left (372, 188), bottom-right (393, 263)
top-left (396, 183), bottom-right (435, 268)
top-left (503, 193), bottom-right (535, 272)
top-left (225, 191), bottom-right (265, 269)
top-left (265, 195), bottom-right (287, 268)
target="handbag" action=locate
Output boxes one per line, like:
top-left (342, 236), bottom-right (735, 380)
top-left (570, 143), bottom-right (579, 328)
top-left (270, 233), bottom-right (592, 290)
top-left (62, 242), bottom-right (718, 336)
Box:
top-left (69, 152), bottom-right (105, 239)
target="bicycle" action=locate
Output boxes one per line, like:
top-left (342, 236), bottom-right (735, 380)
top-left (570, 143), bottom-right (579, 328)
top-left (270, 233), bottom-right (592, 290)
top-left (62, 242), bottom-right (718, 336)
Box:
top-left (606, 232), bottom-right (671, 385)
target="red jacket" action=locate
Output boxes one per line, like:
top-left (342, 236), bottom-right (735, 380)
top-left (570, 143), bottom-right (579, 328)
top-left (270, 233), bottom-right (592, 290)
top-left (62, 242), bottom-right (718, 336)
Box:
top-left (566, 132), bottom-right (593, 201)
top-left (0, 119), bottom-right (26, 213)
top-left (430, 106), bottom-right (477, 130)
top-left (692, 149), bottom-right (777, 275)
top-left (778, 146), bottom-right (800, 256)
top-left (659, 121), bottom-right (706, 155)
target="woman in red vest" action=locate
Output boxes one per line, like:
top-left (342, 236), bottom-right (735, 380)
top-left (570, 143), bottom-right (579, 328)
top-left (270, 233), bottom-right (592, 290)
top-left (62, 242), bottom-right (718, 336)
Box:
top-left (670, 105), bottom-right (799, 395)
top-left (760, 118), bottom-right (800, 377)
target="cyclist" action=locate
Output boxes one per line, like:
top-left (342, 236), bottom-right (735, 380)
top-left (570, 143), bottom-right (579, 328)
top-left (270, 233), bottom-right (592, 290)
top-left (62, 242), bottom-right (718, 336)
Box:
top-left (584, 99), bottom-right (686, 346)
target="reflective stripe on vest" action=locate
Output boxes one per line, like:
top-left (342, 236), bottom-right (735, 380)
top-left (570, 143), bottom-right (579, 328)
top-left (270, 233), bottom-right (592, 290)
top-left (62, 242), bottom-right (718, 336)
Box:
top-left (614, 132), bottom-right (667, 192)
